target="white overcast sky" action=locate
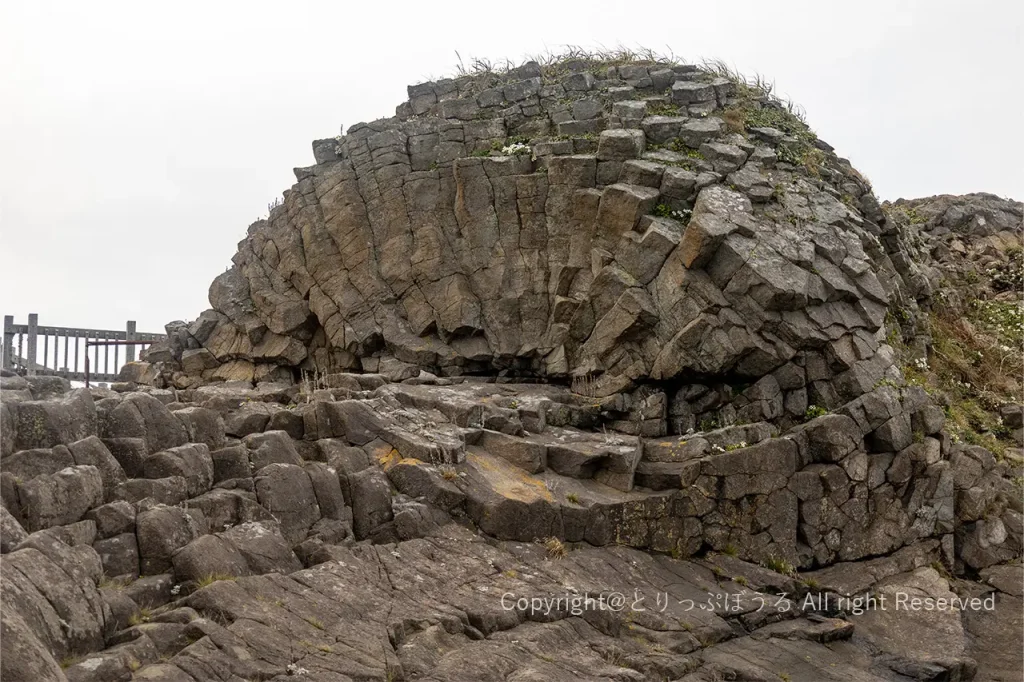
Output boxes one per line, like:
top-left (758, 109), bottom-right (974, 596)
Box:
top-left (1, 0), bottom-right (1021, 336)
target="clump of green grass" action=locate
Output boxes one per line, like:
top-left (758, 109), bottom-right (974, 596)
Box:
top-left (761, 554), bottom-right (795, 576)
top-left (648, 101), bottom-right (680, 116)
top-left (699, 417), bottom-right (720, 432)
top-left (886, 203), bottom-right (929, 225)
top-left (803, 405), bottom-right (828, 421)
top-left (566, 492), bottom-right (581, 505)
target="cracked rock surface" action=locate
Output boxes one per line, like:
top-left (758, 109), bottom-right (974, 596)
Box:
top-left (3, 55), bottom-right (1022, 681)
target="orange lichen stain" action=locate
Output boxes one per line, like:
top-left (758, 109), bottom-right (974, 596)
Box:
top-left (377, 447), bottom-right (402, 469)
top-left (467, 452), bottom-right (553, 503)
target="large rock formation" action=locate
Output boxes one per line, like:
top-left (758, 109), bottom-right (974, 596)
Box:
top-left (4, 55), bottom-right (1022, 681)
top-left (139, 57), bottom-right (930, 402)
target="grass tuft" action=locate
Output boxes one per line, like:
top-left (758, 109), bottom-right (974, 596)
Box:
top-left (543, 536), bottom-right (568, 559)
top-left (196, 573), bottom-right (236, 589)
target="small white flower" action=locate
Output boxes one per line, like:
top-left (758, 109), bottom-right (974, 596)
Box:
top-left (170, 584), bottom-right (181, 596)
top-left (501, 142), bottom-right (531, 156)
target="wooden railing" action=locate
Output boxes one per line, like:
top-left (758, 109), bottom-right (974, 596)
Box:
top-left (2, 314), bottom-right (165, 383)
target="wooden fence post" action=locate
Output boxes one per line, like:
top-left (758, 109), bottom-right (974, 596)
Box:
top-left (126, 320), bottom-right (137, 363)
top-left (2, 315), bottom-right (12, 371)
top-left (26, 313), bottom-right (38, 376)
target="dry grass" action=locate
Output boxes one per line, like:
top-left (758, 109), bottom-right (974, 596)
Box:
top-left (196, 573), bottom-right (236, 589)
top-left (931, 307), bottom-right (1023, 403)
top-left (700, 58), bottom-right (806, 122)
top-left (722, 108), bottom-right (746, 134)
top-left (127, 607), bottom-right (152, 626)
top-left (543, 536), bottom-right (568, 559)
top-left (895, 302), bottom-right (1022, 459)
top-left (452, 44), bottom-right (681, 80)
top-left (570, 372), bottom-right (600, 398)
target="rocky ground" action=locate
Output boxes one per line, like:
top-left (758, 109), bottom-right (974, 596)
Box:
top-left (2, 53), bottom-right (1022, 681)
top-left (1, 370), bottom-right (1021, 681)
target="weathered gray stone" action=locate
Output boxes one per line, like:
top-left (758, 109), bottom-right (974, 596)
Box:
top-left (101, 436), bottom-right (148, 478)
top-left (141, 443), bottom-right (214, 497)
top-left (18, 465), bottom-right (104, 532)
top-left (172, 406), bottom-right (226, 450)
top-left (242, 429), bottom-right (303, 471)
top-left (172, 534), bottom-right (250, 583)
top-left (1, 445), bottom-right (75, 481)
top-left (253, 463), bottom-right (320, 544)
top-left (349, 467), bottom-right (393, 540)
top-left (596, 129), bottom-right (645, 161)
top-left (218, 521), bottom-right (302, 574)
top-left (136, 505), bottom-right (205, 574)
top-left (13, 388), bottom-right (96, 450)
top-left (93, 532), bottom-right (139, 578)
top-left (671, 80), bottom-right (715, 105)
top-left (116, 476), bottom-right (188, 505)
top-left (85, 500), bottom-right (135, 539)
top-left (102, 392), bottom-right (187, 454)
top-left (0, 504), bottom-right (28, 552)
top-left (67, 436), bottom-right (127, 501)
top-left (478, 430), bottom-right (546, 473)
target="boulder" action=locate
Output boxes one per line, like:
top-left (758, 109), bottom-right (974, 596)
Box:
top-left (85, 500), bottom-right (136, 539)
top-left (0, 445), bottom-right (75, 481)
top-left (93, 532), bottom-right (139, 578)
top-left (101, 436), bottom-right (148, 478)
top-left (101, 393), bottom-right (187, 454)
top-left (115, 477), bottom-right (189, 505)
top-left (253, 463), bottom-right (321, 544)
top-left (67, 435), bottom-right (127, 501)
top-left (136, 505), bottom-right (206, 574)
top-left (18, 465), bottom-right (104, 532)
top-left (210, 444), bottom-right (251, 483)
top-left (349, 467), bottom-right (394, 540)
top-left (12, 388), bottom-right (96, 450)
top-left (172, 406), bottom-right (226, 450)
top-left (242, 430), bottom-right (303, 471)
top-left (0, 504), bottom-right (28, 552)
top-left (2, 538), bottom-right (107, 658)
top-left (218, 521), bottom-right (302, 574)
top-left (171, 534), bottom-right (250, 583)
top-left (141, 443), bottom-right (214, 497)
top-left (185, 488), bottom-right (273, 533)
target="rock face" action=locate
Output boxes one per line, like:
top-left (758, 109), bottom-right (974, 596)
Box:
top-left (134, 57), bottom-right (923, 404)
top-left (4, 55), bottom-right (1022, 681)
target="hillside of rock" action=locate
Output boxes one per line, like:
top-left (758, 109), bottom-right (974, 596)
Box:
top-left (138, 57), bottom-right (933, 403)
top-left (2, 53), bottom-right (1022, 682)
